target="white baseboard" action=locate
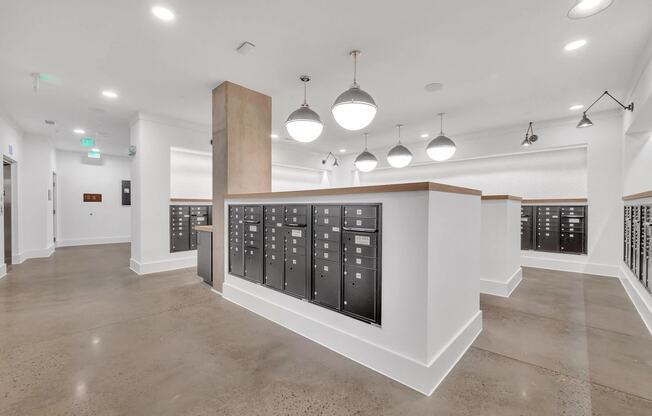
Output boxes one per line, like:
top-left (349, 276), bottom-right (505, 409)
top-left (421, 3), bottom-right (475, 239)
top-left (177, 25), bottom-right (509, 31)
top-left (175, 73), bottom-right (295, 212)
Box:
top-left (56, 236), bottom-right (130, 247)
top-left (480, 267), bottom-right (523, 297)
top-left (619, 264), bottom-right (652, 335)
top-left (0, 263), bottom-right (6, 280)
top-left (129, 255), bottom-right (197, 275)
top-left (12, 245), bottom-right (55, 264)
top-left (211, 288), bottom-right (222, 296)
top-left (521, 252), bottom-right (620, 277)
top-left (223, 281), bottom-right (482, 396)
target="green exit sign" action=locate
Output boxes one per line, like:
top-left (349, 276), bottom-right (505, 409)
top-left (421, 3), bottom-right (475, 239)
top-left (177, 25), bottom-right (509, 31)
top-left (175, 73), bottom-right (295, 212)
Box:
top-left (80, 137), bottom-right (95, 147)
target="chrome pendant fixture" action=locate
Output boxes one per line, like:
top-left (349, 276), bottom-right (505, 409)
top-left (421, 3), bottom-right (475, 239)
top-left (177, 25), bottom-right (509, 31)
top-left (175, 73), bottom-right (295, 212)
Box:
top-left (332, 50), bottom-right (377, 131)
top-left (387, 124), bottom-right (413, 168)
top-left (521, 122), bottom-right (539, 146)
top-left (354, 133), bottom-right (378, 172)
top-left (426, 113), bottom-right (456, 161)
top-left (567, 0), bottom-right (614, 19)
top-left (286, 75), bottom-right (323, 143)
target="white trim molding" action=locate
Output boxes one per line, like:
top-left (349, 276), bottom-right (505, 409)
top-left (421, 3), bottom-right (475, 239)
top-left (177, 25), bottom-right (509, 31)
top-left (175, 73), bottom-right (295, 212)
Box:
top-left (129, 255), bottom-right (197, 275)
top-left (223, 281), bottom-right (482, 396)
top-left (619, 264), bottom-right (652, 335)
top-left (56, 236), bottom-right (130, 248)
top-left (0, 263), bottom-right (7, 280)
top-left (521, 252), bottom-right (620, 277)
top-left (480, 267), bottom-right (523, 297)
top-left (12, 245), bottom-right (55, 264)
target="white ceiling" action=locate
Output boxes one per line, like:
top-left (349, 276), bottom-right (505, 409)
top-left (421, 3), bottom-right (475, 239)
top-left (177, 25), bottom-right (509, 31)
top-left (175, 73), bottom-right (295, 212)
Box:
top-left (0, 0), bottom-right (650, 156)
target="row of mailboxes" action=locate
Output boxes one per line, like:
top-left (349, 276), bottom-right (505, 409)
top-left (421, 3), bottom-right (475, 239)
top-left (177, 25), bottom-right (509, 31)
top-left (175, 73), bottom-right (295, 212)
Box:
top-left (624, 205), bottom-right (651, 294)
top-left (170, 205), bottom-right (212, 252)
top-left (228, 203), bottom-right (382, 325)
top-left (521, 205), bottom-right (587, 254)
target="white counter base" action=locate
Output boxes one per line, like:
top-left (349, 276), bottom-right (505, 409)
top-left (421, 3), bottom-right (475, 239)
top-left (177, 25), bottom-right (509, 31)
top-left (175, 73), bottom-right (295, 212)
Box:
top-left (224, 279), bottom-right (482, 395)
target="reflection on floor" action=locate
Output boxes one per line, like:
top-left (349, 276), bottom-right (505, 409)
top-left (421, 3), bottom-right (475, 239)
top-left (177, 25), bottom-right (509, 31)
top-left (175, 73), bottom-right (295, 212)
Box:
top-left (1, 243), bottom-right (651, 415)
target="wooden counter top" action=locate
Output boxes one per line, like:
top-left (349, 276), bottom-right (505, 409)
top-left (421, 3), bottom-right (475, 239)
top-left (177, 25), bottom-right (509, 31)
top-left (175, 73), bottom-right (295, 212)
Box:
top-left (194, 225), bottom-right (214, 232)
top-left (522, 198), bottom-right (588, 204)
top-left (225, 182), bottom-right (481, 199)
top-left (481, 195), bottom-right (522, 201)
top-left (623, 191), bottom-right (652, 201)
top-left (170, 198), bottom-right (212, 203)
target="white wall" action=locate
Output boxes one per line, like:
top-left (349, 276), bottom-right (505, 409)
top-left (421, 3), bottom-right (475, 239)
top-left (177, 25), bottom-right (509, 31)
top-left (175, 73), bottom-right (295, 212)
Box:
top-left (272, 141), bottom-right (333, 190)
top-left (130, 113), bottom-right (212, 274)
top-left (55, 150), bottom-right (131, 247)
top-left (19, 135), bottom-right (55, 261)
top-left (170, 148), bottom-right (212, 199)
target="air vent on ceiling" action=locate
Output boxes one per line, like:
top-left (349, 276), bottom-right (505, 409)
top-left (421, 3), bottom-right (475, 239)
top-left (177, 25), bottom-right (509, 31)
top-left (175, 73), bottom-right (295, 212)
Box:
top-left (44, 120), bottom-right (55, 125)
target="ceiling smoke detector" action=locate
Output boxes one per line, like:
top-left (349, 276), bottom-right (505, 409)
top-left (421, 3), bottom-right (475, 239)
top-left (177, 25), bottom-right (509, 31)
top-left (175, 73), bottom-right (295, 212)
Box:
top-left (44, 120), bottom-right (56, 125)
top-left (424, 82), bottom-right (444, 92)
top-left (236, 41), bottom-right (256, 54)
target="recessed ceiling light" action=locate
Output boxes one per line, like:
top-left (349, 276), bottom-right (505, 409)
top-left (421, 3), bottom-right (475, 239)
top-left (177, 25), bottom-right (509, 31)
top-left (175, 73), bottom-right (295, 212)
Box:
top-left (568, 0), bottom-right (614, 19)
top-left (420, 133), bottom-right (429, 138)
top-left (424, 82), bottom-right (444, 92)
top-left (270, 133), bottom-right (279, 139)
top-left (73, 128), bottom-right (85, 134)
top-left (152, 6), bottom-right (175, 21)
top-left (101, 90), bottom-right (118, 99)
top-left (339, 148), bottom-right (346, 153)
top-left (569, 104), bottom-right (584, 111)
top-left (564, 39), bottom-right (587, 51)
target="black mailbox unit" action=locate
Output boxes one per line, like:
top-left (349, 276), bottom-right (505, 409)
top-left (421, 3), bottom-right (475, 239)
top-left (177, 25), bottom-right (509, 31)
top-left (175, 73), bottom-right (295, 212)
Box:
top-left (170, 204), bottom-right (213, 253)
top-left (623, 204), bottom-right (652, 294)
top-left (263, 205), bottom-right (285, 290)
top-left (170, 205), bottom-right (190, 252)
top-left (520, 206), bottom-right (534, 250)
top-left (342, 204), bottom-right (382, 324)
top-left (536, 206), bottom-right (561, 252)
top-left (228, 202), bottom-right (382, 326)
top-left (243, 205), bottom-right (264, 283)
top-left (312, 205), bottom-right (343, 310)
top-left (284, 205), bottom-right (311, 298)
top-left (560, 206), bottom-right (586, 254)
top-left (228, 205), bottom-right (244, 276)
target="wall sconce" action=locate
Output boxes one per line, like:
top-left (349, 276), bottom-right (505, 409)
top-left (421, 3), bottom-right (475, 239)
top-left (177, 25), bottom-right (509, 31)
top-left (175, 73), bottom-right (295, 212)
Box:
top-left (322, 152), bottom-right (340, 167)
top-left (577, 91), bottom-right (634, 128)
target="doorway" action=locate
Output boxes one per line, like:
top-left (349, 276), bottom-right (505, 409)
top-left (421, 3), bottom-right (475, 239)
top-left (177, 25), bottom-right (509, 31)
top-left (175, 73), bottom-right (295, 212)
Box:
top-left (3, 161), bottom-right (12, 266)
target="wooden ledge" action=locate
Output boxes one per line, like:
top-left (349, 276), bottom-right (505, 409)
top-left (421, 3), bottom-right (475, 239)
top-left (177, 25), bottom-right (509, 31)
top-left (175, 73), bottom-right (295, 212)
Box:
top-left (170, 198), bottom-right (212, 203)
top-left (194, 225), bottom-right (214, 232)
top-left (623, 191), bottom-right (652, 201)
top-left (226, 182), bottom-right (481, 199)
top-left (522, 198), bottom-right (588, 204)
top-left (481, 195), bottom-right (522, 201)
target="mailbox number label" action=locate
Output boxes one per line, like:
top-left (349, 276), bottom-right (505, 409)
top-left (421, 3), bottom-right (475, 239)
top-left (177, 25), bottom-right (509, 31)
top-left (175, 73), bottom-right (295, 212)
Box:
top-left (355, 235), bottom-right (371, 246)
top-left (291, 229), bottom-right (302, 237)
top-left (249, 225), bottom-right (257, 232)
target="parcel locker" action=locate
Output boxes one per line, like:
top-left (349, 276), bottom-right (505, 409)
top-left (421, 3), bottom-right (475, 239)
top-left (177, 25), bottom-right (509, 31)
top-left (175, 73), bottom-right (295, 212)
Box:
top-left (560, 233), bottom-right (584, 253)
top-left (624, 206), bottom-right (631, 266)
top-left (521, 206), bottom-right (534, 250)
top-left (560, 206), bottom-right (586, 254)
top-left (343, 265), bottom-right (378, 322)
top-left (285, 253), bottom-right (308, 297)
top-left (244, 247), bottom-right (263, 283)
top-left (313, 258), bottom-right (341, 309)
top-left (229, 245), bottom-right (244, 276)
top-left (264, 252), bottom-right (284, 290)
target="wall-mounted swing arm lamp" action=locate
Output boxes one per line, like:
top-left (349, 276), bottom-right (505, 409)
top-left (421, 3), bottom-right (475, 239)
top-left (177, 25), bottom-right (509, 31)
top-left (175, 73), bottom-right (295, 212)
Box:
top-left (322, 152), bottom-right (340, 167)
top-left (521, 122), bottom-right (538, 147)
top-left (577, 90), bottom-right (634, 128)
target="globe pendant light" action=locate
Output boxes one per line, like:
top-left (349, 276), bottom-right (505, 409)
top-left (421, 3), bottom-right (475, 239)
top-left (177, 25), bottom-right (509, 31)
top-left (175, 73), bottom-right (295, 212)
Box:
top-left (387, 124), bottom-right (413, 168)
top-left (426, 113), bottom-right (457, 161)
top-left (286, 75), bottom-right (323, 143)
top-left (332, 50), bottom-right (377, 131)
top-left (567, 0), bottom-right (614, 19)
top-left (354, 133), bottom-right (378, 172)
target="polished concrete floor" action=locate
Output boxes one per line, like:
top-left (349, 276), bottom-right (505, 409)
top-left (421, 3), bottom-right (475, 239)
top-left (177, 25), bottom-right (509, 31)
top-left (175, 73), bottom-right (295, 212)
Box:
top-left (1, 244), bottom-right (651, 415)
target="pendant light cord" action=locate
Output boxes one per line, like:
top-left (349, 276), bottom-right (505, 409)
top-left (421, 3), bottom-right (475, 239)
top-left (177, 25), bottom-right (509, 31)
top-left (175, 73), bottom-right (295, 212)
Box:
top-left (363, 133), bottom-right (368, 150)
top-left (396, 124), bottom-right (403, 144)
top-left (438, 113), bottom-right (445, 135)
top-left (303, 80), bottom-right (307, 106)
top-left (351, 50), bottom-right (359, 87)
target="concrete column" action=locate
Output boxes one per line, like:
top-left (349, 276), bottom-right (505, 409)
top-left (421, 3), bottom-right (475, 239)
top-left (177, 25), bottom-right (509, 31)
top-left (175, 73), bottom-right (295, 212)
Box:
top-left (212, 82), bottom-right (271, 292)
